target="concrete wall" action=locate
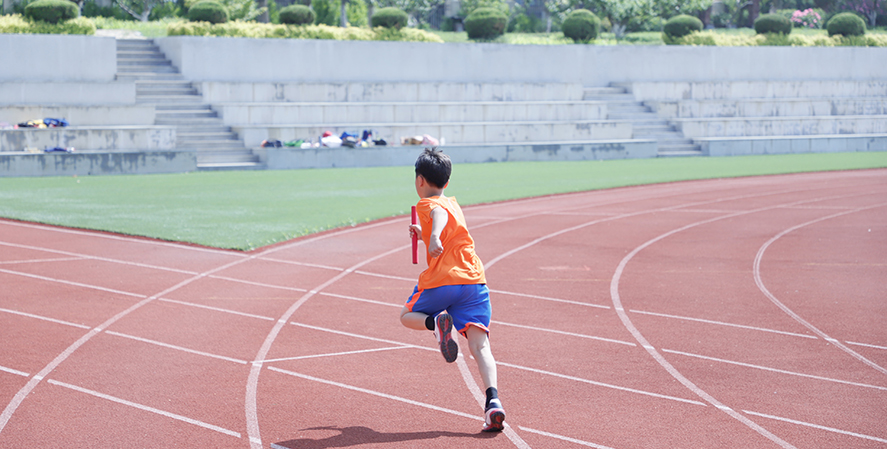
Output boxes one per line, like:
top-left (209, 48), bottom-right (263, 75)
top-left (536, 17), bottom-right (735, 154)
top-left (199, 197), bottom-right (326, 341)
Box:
top-left (698, 135), bottom-right (887, 156)
top-left (262, 140), bottom-right (657, 170)
top-left (0, 105), bottom-right (154, 126)
top-left (0, 127), bottom-right (176, 152)
top-left (0, 151), bottom-right (197, 177)
top-left (0, 82), bottom-right (137, 106)
top-left (156, 36), bottom-right (887, 85)
top-left (0, 35), bottom-right (117, 82)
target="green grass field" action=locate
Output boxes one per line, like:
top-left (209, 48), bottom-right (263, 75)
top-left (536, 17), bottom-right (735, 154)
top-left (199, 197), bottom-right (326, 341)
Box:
top-left (1, 152), bottom-right (885, 250)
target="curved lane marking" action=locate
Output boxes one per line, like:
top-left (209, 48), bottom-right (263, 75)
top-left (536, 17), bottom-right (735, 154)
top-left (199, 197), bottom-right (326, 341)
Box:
top-left (753, 203), bottom-right (887, 376)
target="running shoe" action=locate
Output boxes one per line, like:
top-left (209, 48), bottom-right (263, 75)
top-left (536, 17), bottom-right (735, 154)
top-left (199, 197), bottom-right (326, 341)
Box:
top-left (433, 312), bottom-right (458, 363)
top-left (482, 399), bottom-right (506, 432)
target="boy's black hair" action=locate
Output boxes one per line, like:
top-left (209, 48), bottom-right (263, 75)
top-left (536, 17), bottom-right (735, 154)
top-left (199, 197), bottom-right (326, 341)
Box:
top-left (415, 147), bottom-right (451, 189)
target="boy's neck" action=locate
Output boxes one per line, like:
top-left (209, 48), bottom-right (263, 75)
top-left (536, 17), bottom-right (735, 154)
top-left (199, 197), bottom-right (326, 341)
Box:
top-left (422, 189), bottom-right (444, 199)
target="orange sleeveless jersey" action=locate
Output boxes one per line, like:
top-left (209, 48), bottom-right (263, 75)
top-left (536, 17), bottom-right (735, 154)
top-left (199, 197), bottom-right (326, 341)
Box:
top-left (416, 196), bottom-right (486, 290)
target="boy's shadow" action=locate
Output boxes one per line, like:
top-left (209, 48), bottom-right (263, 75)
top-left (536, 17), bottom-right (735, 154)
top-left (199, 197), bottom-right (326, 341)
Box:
top-left (273, 425), bottom-right (498, 448)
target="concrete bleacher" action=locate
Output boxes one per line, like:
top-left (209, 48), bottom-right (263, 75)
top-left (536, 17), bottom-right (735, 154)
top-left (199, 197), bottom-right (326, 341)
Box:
top-left (616, 80), bottom-right (887, 156)
top-left (2, 34), bottom-right (886, 176)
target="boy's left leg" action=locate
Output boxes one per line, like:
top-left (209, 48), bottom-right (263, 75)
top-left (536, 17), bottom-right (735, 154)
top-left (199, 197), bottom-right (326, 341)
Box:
top-left (466, 326), bottom-right (505, 432)
top-left (401, 303), bottom-right (459, 363)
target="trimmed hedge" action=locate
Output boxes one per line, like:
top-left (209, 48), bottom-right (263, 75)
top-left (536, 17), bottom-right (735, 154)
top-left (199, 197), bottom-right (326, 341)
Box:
top-left (24, 0), bottom-right (79, 24)
top-left (464, 7), bottom-right (507, 39)
top-left (371, 7), bottom-right (408, 29)
top-left (0, 13), bottom-right (95, 34)
top-left (827, 12), bottom-right (866, 37)
top-left (754, 13), bottom-right (792, 34)
top-left (279, 4), bottom-right (314, 25)
top-left (674, 29), bottom-right (887, 47)
top-left (662, 14), bottom-right (703, 44)
top-left (562, 9), bottom-right (600, 43)
top-left (188, 1), bottom-right (229, 24)
top-left (166, 20), bottom-right (444, 42)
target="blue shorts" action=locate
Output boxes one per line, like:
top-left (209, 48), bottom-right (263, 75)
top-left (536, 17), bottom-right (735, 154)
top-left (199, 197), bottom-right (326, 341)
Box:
top-left (405, 284), bottom-right (491, 337)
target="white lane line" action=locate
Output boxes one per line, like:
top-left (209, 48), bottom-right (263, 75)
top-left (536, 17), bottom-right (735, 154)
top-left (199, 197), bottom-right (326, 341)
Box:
top-left (629, 310), bottom-right (817, 340)
top-left (157, 298), bottom-right (276, 321)
top-left (661, 349), bottom-right (887, 391)
top-left (205, 274), bottom-right (310, 295)
top-left (743, 410), bottom-right (887, 444)
top-left (455, 356), bottom-right (532, 449)
top-left (0, 220), bottom-right (240, 256)
top-left (606, 197), bottom-right (876, 448)
top-left (753, 203), bottom-right (887, 376)
top-left (496, 361), bottom-right (706, 406)
top-left (289, 322), bottom-right (434, 352)
top-left (0, 365), bottom-right (29, 377)
top-left (0, 307), bottom-right (92, 330)
top-left (845, 341), bottom-right (887, 351)
top-left (0, 241), bottom-right (200, 275)
top-left (255, 257), bottom-right (346, 272)
top-left (259, 346), bottom-right (412, 364)
top-left (317, 291), bottom-right (403, 308)
top-left (519, 426), bottom-right (616, 449)
top-left (492, 321), bottom-right (635, 347)
top-left (46, 379), bottom-right (242, 438)
top-left (104, 331), bottom-right (249, 365)
top-left (244, 243), bottom-right (407, 449)
top-left (0, 252), bottom-right (259, 434)
top-left (267, 366), bottom-right (481, 422)
top-left (0, 257), bottom-right (85, 265)
top-left (0, 267), bottom-right (146, 298)
top-left (491, 289), bottom-right (611, 309)
top-left (353, 270), bottom-right (412, 281)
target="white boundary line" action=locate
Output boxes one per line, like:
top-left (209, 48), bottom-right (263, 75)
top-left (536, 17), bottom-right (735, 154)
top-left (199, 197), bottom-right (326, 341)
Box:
top-left (743, 410), bottom-right (887, 444)
top-left (0, 366), bottom-right (29, 378)
top-left (0, 267), bottom-right (146, 298)
top-left (845, 341), bottom-right (887, 351)
top-left (105, 331), bottom-right (249, 365)
top-left (259, 346), bottom-right (412, 364)
top-left (661, 349), bottom-right (887, 391)
top-left (0, 307), bottom-right (92, 330)
top-left (0, 241), bottom-right (200, 275)
top-left (267, 366), bottom-right (481, 422)
top-left (518, 426), bottom-right (616, 449)
top-left (753, 203), bottom-right (887, 376)
top-left (629, 309), bottom-right (817, 340)
top-left (492, 321), bottom-right (635, 347)
top-left (0, 257), bottom-right (85, 265)
top-left (47, 379), bottom-right (242, 438)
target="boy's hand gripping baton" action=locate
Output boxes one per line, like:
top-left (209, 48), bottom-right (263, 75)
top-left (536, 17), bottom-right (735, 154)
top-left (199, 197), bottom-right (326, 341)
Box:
top-left (411, 206), bottom-right (418, 264)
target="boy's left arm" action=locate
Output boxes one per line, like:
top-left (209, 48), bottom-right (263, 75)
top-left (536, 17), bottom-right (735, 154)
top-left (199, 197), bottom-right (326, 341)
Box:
top-left (427, 207), bottom-right (448, 258)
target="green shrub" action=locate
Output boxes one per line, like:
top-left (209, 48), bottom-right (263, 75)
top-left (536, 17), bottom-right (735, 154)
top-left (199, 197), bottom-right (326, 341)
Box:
top-left (188, 1), bottom-right (229, 24)
top-left (371, 7), bottom-right (408, 29)
top-left (754, 13), bottom-right (792, 34)
top-left (165, 20), bottom-right (444, 42)
top-left (24, 0), bottom-right (79, 24)
top-left (827, 12), bottom-right (865, 37)
top-left (0, 14), bottom-right (95, 34)
top-left (278, 4), bottom-right (314, 25)
top-left (464, 6), bottom-right (507, 39)
top-left (561, 9), bottom-right (599, 43)
top-left (662, 14), bottom-right (703, 44)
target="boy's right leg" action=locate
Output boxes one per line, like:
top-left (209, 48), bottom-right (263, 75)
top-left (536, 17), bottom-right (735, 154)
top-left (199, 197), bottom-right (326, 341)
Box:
top-left (466, 326), bottom-right (505, 432)
top-left (400, 305), bottom-right (459, 363)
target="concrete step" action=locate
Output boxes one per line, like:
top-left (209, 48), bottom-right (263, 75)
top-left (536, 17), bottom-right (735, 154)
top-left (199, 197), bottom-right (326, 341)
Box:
top-left (155, 104), bottom-right (214, 111)
top-left (658, 148), bottom-right (704, 157)
top-left (584, 93), bottom-right (635, 102)
top-left (157, 118), bottom-right (226, 127)
top-left (118, 65), bottom-right (179, 73)
top-left (179, 140), bottom-right (247, 149)
top-left (177, 125), bottom-right (232, 133)
top-left (139, 96), bottom-right (204, 104)
top-left (197, 162), bottom-right (265, 171)
top-left (177, 132), bottom-right (239, 141)
top-left (583, 87), bottom-right (626, 95)
top-left (116, 73), bottom-right (185, 81)
top-left (118, 52), bottom-right (165, 60)
top-left (139, 88), bottom-right (200, 96)
top-left (119, 60), bottom-right (174, 68)
top-left (156, 110), bottom-right (218, 118)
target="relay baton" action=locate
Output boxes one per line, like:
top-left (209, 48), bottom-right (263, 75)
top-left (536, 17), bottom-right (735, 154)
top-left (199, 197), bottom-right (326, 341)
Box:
top-left (411, 206), bottom-right (418, 264)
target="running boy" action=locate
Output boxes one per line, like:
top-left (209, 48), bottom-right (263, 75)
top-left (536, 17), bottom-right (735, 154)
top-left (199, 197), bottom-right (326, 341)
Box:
top-left (400, 148), bottom-right (506, 433)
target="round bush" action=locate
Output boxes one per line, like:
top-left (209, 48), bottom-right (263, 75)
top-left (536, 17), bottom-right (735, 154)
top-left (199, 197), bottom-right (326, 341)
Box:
top-left (188, 1), bottom-right (229, 24)
top-left (662, 14), bottom-right (703, 39)
top-left (827, 12), bottom-right (866, 37)
top-left (562, 9), bottom-right (600, 43)
top-left (24, 0), bottom-right (79, 24)
top-left (371, 7), bottom-right (408, 29)
top-left (754, 13), bottom-right (792, 34)
top-left (464, 7), bottom-right (508, 39)
top-left (279, 4), bottom-right (315, 25)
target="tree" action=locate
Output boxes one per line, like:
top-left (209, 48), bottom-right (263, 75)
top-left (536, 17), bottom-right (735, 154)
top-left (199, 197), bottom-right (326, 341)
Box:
top-left (651, 0), bottom-right (712, 19)
top-left (591, 0), bottom-right (655, 38)
top-left (842, 0), bottom-right (886, 27)
top-left (117, 0), bottom-right (172, 21)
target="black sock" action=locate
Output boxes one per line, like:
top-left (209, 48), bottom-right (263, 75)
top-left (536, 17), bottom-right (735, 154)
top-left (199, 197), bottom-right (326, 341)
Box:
top-left (485, 387), bottom-right (498, 408)
top-left (425, 315), bottom-right (435, 331)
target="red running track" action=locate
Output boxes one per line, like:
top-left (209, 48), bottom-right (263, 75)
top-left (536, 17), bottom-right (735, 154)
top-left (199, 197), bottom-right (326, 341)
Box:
top-left (1, 170), bottom-right (885, 448)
